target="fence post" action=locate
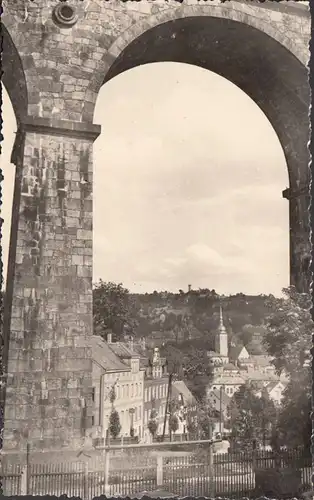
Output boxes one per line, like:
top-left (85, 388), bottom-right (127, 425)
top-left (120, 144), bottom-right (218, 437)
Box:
top-left (252, 439), bottom-right (257, 472)
top-left (26, 443), bottom-right (30, 495)
top-left (83, 462), bottom-right (89, 500)
top-left (208, 424), bottom-right (214, 498)
top-left (20, 466), bottom-right (28, 495)
top-left (104, 448), bottom-right (110, 496)
top-left (156, 455), bottom-right (163, 487)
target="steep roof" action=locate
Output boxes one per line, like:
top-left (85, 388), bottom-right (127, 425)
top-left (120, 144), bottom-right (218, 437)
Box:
top-left (266, 380), bottom-right (287, 392)
top-left (229, 345), bottom-right (245, 360)
top-left (91, 336), bottom-right (130, 372)
top-left (172, 381), bottom-right (196, 406)
top-left (109, 341), bottom-right (141, 359)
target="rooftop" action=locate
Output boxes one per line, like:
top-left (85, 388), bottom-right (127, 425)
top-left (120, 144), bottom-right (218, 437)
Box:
top-left (91, 336), bottom-right (130, 372)
top-left (229, 345), bottom-right (246, 360)
top-left (172, 380), bottom-right (196, 405)
top-left (223, 363), bottom-right (238, 371)
top-left (109, 341), bottom-right (141, 359)
top-left (212, 375), bottom-right (246, 385)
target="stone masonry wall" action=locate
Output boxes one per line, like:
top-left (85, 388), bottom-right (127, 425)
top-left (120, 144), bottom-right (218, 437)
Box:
top-left (3, 124), bottom-right (97, 453)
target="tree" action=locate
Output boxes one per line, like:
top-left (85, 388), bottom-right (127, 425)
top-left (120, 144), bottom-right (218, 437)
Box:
top-left (148, 419), bottom-right (158, 438)
top-left (230, 383), bottom-right (277, 451)
top-left (272, 371), bottom-right (311, 453)
top-left (148, 401), bottom-right (159, 438)
top-left (109, 409), bottom-right (121, 439)
top-left (169, 414), bottom-right (179, 434)
top-left (263, 287), bottom-right (312, 450)
top-left (188, 399), bottom-right (219, 440)
top-left (93, 280), bottom-right (138, 339)
top-left (263, 287), bottom-right (311, 376)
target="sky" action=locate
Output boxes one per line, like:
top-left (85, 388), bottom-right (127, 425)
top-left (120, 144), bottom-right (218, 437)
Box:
top-left (1, 62), bottom-right (289, 296)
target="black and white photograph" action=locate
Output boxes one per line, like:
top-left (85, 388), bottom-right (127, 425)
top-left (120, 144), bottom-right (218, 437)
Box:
top-left (0, 0), bottom-right (312, 498)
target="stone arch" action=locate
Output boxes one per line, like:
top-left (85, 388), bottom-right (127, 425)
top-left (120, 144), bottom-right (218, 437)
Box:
top-left (86, 5), bottom-right (310, 291)
top-left (1, 21), bottom-right (28, 125)
top-left (106, 3), bottom-right (308, 68)
top-left (82, 2), bottom-right (309, 123)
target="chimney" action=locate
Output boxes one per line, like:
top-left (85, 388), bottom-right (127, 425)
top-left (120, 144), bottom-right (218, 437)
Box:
top-left (141, 337), bottom-right (146, 351)
top-left (188, 284), bottom-right (192, 292)
top-left (107, 332), bottom-right (112, 344)
top-left (128, 337), bottom-right (134, 351)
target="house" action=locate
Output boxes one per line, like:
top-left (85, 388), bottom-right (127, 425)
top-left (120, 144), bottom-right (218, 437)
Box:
top-left (171, 380), bottom-right (197, 436)
top-left (229, 344), bottom-right (255, 369)
top-left (208, 374), bottom-right (246, 398)
top-left (141, 347), bottom-right (170, 442)
top-left (91, 335), bottom-right (145, 443)
top-left (222, 363), bottom-right (239, 375)
top-left (107, 336), bottom-right (145, 438)
top-left (229, 344), bottom-right (250, 363)
top-left (255, 380), bottom-right (288, 406)
top-left (207, 388), bottom-right (231, 418)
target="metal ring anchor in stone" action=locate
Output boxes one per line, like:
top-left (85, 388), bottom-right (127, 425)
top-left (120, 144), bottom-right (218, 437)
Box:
top-left (52, 3), bottom-right (78, 28)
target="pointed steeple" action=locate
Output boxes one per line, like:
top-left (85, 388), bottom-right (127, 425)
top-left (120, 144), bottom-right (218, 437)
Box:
top-left (215, 303), bottom-right (229, 361)
top-left (219, 305), bottom-right (227, 334)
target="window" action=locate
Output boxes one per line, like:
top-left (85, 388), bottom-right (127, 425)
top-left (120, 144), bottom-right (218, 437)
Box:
top-left (91, 387), bottom-right (95, 402)
top-left (126, 384), bottom-right (129, 397)
top-left (91, 415), bottom-right (95, 426)
top-left (131, 384), bottom-right (134, 397)
top-left (145, 388), bottom-right (148, 402)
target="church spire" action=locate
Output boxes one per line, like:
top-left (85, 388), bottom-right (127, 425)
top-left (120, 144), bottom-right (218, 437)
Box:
top-left (219, 305), bottom-right (227, 334)
top-left (215, 303), bottom-right (229, 361)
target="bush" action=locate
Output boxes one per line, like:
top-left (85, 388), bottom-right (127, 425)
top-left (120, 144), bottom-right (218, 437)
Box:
top-left (109, 409), bottom-right (121, 439)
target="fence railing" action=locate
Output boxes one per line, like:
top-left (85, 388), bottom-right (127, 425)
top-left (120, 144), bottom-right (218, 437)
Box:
top-left (1, 447), bottom-right (312, 499)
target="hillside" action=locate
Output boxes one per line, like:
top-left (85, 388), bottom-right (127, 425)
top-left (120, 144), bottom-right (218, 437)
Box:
top-left (129, 289), bottom-right (271, 353)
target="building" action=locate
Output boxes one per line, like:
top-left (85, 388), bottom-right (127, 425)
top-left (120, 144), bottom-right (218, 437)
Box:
top-left (214, 306), bottom-right (229, 364)
top-left (141, 347), bottom-right (169, 441)
top-left (91, 335), bottom-right (145, 443)
top-left (255, 380), bottom-right (288, 406)
top-left (229, 344), bottom-right (255, 369)
top-left (207, 307), bottom-right (280, 400)
top-left (171, 380), bottom-right (197, 436)
top-left (107, 335), bottom-right (145, 438)
top-left (207, 388), bottom-right (231, 419)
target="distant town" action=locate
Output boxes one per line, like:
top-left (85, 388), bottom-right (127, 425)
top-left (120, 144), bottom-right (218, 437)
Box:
top-left (91, 281), bottom-right (311, 454)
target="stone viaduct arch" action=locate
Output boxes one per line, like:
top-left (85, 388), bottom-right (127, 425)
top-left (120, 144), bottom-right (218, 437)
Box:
top-left (1, 0), bottom-right (310, 456)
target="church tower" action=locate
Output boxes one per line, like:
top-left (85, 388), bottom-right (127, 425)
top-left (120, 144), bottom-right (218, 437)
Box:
top-left (215, 305), bottom-right (229, 364)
